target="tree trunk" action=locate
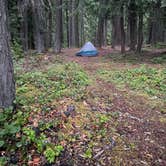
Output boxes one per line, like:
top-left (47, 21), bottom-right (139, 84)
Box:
top-left (120, 5), bottom-right (125, 54)
top-left (0, 0), bottom-right (15, 108)
top-left (54, 0), bottom-right (63, 53)
top-left (128, 0), bottom-right (137, 51)
top-left (136, 9), bottom-right (143, 53)
top-left (147, 0), bottom-right (163, 45)
top-left (45, 9), bottom-right (52, 50)
top-left (96, 0), bottom-right (109, 48)
top-left (103, 18), bottom-right (107, 46)
top-left (66, 1), bottom-right (69, 47)
top-left (111, 15), bottom-right (121, 48)
top-left (32, 0), bottom-right (45, 53)
top-left (68, 0), bottom-right (73, 47)
top-left (74, 3), bottom-right (79, 48)
top-left (80, 3), bottom-right (85, 46)
top-left (68, 0), bottom-right (79, 48)
top-left (18, 0), bottom-right (29, 53)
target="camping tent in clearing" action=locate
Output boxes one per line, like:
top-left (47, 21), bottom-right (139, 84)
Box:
top-left (76, 42), bottom-right (99, 56)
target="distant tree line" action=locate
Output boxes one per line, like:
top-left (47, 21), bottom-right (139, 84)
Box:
top-left (7, 0), bottom-right (166, 54)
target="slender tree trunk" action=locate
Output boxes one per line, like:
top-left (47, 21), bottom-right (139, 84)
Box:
top-left (54, 0), bottom-right (63, 53)
top-left (68, 0), bottom-right (73, 47)
top-left (103, 18), bottom-right (107, 46)
top-left (66, 1), bottom-right (69, 47)
top-left (80, 6), bottom-right (85, 46)
top-left (68, 0), bottom-right (79, 48)
top-left (136, 10), bottom-right (143, 53)
top-left (96, 0), bottom-right (109, 47)
top-left (111, 16), bottom-right (116, 48)
top-left (120, 5), bottom-right (125, 54)
top-left (147, 14), bottom-right (153, 44)
top-left (45, 10), bottom-right (52, 50)
top-left (128, 0), bottom-right (137, 51)
top-left (0, 0), bottom-right (15, 108)
top-left (20, 11), bottom-right (28, 52)
top-left (74, 2), bottom-right (79, 48)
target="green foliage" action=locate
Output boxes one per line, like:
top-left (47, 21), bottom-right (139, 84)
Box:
top-left (84, 148), bottom-right (93, 159)
top-left (151, 55), bottom-right (166, 64)
top-left (44, 145), bottom-right (64, 163)
top-left (23, 127), bottom-right (48, 153)
top-left (98, 65), bottom-right (166, 99)
top-left (16, 63), bottom-right (90, 105)
top-left (0, 107), bottom-right (28, 151)
top-left (23, 128), bottom-right (36, 142)
top-left (11, 40), bottom-right (23, 60)
top-left (0, 157), bottom-right (8, 166)
top-left (98, 114), bottom-right (109, 125)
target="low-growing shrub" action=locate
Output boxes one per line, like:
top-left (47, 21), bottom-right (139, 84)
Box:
top-left (98, 65), bottom-right (166, 99)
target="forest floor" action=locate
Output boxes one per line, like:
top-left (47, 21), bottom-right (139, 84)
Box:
top-left (1, 47), bottom-right (166, 165)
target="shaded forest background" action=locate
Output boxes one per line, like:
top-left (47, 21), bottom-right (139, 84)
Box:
top-left (8, 0), bottom-right (166, 55)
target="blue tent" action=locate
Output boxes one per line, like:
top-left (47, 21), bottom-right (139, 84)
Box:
top-left (76, 42), bottom-right (99, 56)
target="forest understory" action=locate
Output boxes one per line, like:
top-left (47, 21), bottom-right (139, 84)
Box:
top-left (1, 47), bottom-right (165, 166)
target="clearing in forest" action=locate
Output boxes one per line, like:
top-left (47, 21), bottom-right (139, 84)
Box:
top-left (1, 48), bottom-right (166, 165)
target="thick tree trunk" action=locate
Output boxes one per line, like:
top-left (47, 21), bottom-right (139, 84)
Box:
top-left (111, 15), bottom-right (121, 48)
top-left (128, 0), bottom-right (137, 51)
top-left (54, 0), bottom-right (63, 53)
top-left (20, 11), bottom-right (28, 52)
top-left (32, 0), bottom-right (45, 53)
top-left (120, 5), bottom-right (125, 54)
top-left (0, 0), bottom-right (15, 108)
top-left (18, 0), bottom-right (29, 53)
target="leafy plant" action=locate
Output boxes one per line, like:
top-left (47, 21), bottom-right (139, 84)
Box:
top-left (151, 55), bottom-right (166, 64)
top-left (84, 148), bottom-right (93, 159)
top-left (98, 114), bottom-right (109, 125)
top-left (44, 145), bottom-right (63, 163)
top-left (0, 107), bottom-right (26, 151)
top-left (98, 66), bottom-right (166, 100)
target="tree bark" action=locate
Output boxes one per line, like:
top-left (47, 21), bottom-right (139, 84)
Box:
top-left (120, 5), bottom-right (125, 54)
top-left (136, 9), bottom-right (143, 53)
top-left (147, 0), bottom-right (163, 45)
top-left (96, 0), bottom-right (109, 48)
top-left (65, 0), bottom-right (69, 47)
top-left (31, 0), bottom-right (45, 53)
top-left (0, 0), bottom-right (15, 108)
top-left (111, 15), bottom-right (121, 48)
top-left (68, 0), bottom-right (79, 48)
top-left (18, 0), bottom-right (29, 52)
top-left (128, 0), bottom-right (137, 51)
top-left (54, 0), bottom-right (63, 53)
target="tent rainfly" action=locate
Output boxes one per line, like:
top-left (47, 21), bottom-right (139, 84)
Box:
top-left (76, 42), bottom-right (99, 56)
